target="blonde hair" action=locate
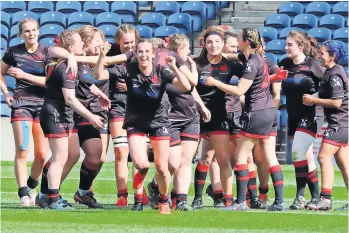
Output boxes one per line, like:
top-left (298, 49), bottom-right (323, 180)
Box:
top-left (57, 30), bottom-right (79, 51)
top-left (75, 25), bottom-right (105, 45)
top-left (115, 24), bottom-right (140, 43)
top-left (151, 38), bottom-right (168, 49)
top-left (19, 18), bottom-right (39, 35)
top-left (169, 34), bottom-right (189, 51)
top-left (287, 30), bottom-right (320, 58)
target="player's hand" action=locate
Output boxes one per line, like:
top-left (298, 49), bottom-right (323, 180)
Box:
top-left (274, 66), bottom-right (288, 81)
top-left (89, 114), bottom-right (105, 129)
top-left (199, 106), bottom-right (211, 122)
top-left (97, 93), bottom-right (111, 110)
top-left (66, 55), bottom-right (78, 77)
top-left (165, 56), bottom-right (176, 69)
top-left (99, 43), bottom-right (111, 57)
top-left (302, 94), bottom-right (315, 106)
top-left (204, 76), bottom-right (218, 87)
top-left (8, 67), bottom-right (26, 80)
top-left (116, 82), bottom-right (128, 92)
top-left (4, 92), bottom-right (13, 107)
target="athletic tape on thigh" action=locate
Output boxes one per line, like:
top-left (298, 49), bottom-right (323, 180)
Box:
top-left (112, 136), bottom-right (128, 148)
top-left (292, 131), bottom-right (315, 162)
top-left (20, 121), bottom-right (30, 151)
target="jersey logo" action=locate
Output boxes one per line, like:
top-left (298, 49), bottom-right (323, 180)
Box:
top-left (17, 63), bottom-right (23, 67)
top-left (67, 73), bottom-right (75, 81)
top-left (220, 64), bottom-right (227, 73)
top-left (152, 75), bottom-right (159, 84)
top-left (330, 77), bottom-right (342, 88)
top-left (244, 62), bottom-right (252, 72)
top-left (298, 66), bottom-right (309, 71)
top-left (163, 68), bottom-right (174, 78)
top-left (159, 127), bottom-right (169, 135)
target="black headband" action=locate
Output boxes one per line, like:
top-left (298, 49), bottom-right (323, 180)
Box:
top-left (204, 31), bottom-right (223, 41)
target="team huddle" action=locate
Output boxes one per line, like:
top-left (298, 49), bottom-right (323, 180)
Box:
top-left (0, 18), bottom-right (348, 215)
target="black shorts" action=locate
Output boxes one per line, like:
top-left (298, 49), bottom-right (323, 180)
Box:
top-left (126, 125), bottom-right (170, 140)
top-left (227, 110), bottom-right (242, 138)
top-left (10, 98), bottom-right (43, 123)
top-left (77, 124), bottom-right (101, 146)
top-left (322, 126), bottom-right (348, 147)
top-left (109, 93), bottom-right (127, 123)
top-left (200, 115), bottom-right (230, 137)
top-left (287, 116), bottom-right (320, 138)
top-left (75, 111), bottom-right (109, 134)
top-left (170, 119), bottom-right (200, 147)
top-left (240, 107), bottom-right (278, 139)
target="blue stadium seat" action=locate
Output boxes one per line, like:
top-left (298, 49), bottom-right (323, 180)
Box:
top-left (95, 12), bottom-right (121, 27)
top-left (154, 26), bottom-right (179, 38)
top-left (138, 2), bottom-right (151, 7)
top-left (292, 14), bottom-right (317, 30)
top-left (259, 27), bottom-right (278, 42)
top-left (265, 14), bottom-right (291, 30)
top-left (56, 1), bottom-right (81, 15)
top-left (98, 25), bottom-right (117, 40)
top-left (105, 38), bottom-right (114, 44)
top-left (67, 24), bottom-right (86, 30)
top-left (140, 13), bottom-right (166, 32)
top-left (279, 107), bottom-right (288, 128)
top-left (279, 27), bottom-right (303, 39)
top-left (155, 2), bottom-right (179, 18)
top-left (39, 38), bottom-right (55, 47)
top-left (332, 2), bottom-right (348, 18)
top-left (10, 25), bottom-right (19, 40)
top-left (1, 1), bottom-right (26, 14)
top-left (1, 11), bottom-right (10, 27)
top-left (135, 25), bottom-right (153, 39)
top-left (28, 1), bottom-right (54, 15)
top-left (40, 11), bottom-right (66, 28)
top-left (12, 11), bottom-right (38, 26)
top-left (111, 1), bottom-right (137, 24)
top-left (305, 2), bottom-right (331, 17)
top-left (265, 53), bottom-right (277, 64)
top-left (278, 54), bottom-right (288, 63)
top-left (181, 2), bottom-right (206, 32)
top-left (1, 49), bottom-right (5, 59)
top-left (5, 76), bottom-right (16, 90)
top-left (83, 1), bottom-right (109, 15)
top-left (266, 40), bottom-right (286, 54)
top-left (220, 2), bottom-right (230, 8)
top-left (39, 24), bottom-right (65, 39)
top-left (319, 14), bottom-right (345, 29)
top-left (167, 13), bottom-right (192, 37)
top-left (205, 2), bottom-right (219, 20)
top-left (67, 12), bottom-right (93, 28)
top-left (0, 90), bottom-right (13, 102)
top-left (9, 37), bottom-right (24, 47)
top-left (307, 28), bottom-right (331, 43)
top-left (333, 28), bottom-right (348, 42)
top-left (1, 102), bottom-right (11, 117)
top-left (278, 2), bottom-right (304, 17)
top-left (1, 38), bottom-right (7, 50)
top-left (1, 25), bottom-right (8, 40)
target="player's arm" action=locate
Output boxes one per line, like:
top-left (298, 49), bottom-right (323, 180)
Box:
top-left (271, 82), bottom-right (281, 109)
top-left (0, 61), bottom-right (13, 106)
top-left (166, 57), bottom-right (191, 92)
top-left (93, 44), bottom-right (110, 80)
top-left (7, 67), bottom-right (46, 87)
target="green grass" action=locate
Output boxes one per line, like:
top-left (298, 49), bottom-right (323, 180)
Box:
top-left (1, 161), bottom-right (348, 233)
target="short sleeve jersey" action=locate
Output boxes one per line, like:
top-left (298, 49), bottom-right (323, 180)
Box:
top-left (280, 56), bottom-right (324, 118)
top-left (2, 43), bottom-right (49, 101)
top-left (225, 62), bottom-right (245, 113)
top-left (318, 64), bottom-right (348, 127)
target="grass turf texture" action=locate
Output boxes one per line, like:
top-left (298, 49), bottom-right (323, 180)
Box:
top-left (1, 161), bottom-right (348, 233)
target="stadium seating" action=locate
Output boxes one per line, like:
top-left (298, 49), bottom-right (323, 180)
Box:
top-left (265, 14), bottom-right (291, 30)
top-left (10, 25), bottom-right (19, 40)
top-left (5, 76), bottom-right (16, 90)
top-left (28, 1), bottom-right (54, 15)
top-left (278, 54), bottom-right (288, 63)
top-left (181, 2), bottom-right (206, 32)
top-left (138, 2), bottom-right (151, 7)
top-left (205, 1), bottom-right (218, 20)
top-left (1, 91), bottom-right (13, 103)
top-left (154, 26), bottom-right (179, 38)
top-left (279, 27), bottom-right (303, 39)
top-left (1, 25), bottom-right (8, 40)
top-left (319, 14), bottom-right (345, 29)
top-left (167, 13), bottom-right (192, 37)
top-left (39, 38), bottom-right (55, 47)
top-left (278, 2), bottom-right (304, 17)
top-left (279, 107), bottom-right (288, 128)
top-left (111, 1), bottom-right (137, 24)
top-left (1, 11), bottom-right (10, 28)
top-left (332, 2), bottom-right (348, 18)
top-left (39, 24), bottom-right (65, 39)
top-left (266, 40), bottom-right (286, 55)
top-left (305, 2), bottom-right (331, 17)
top-left (265, 53), bottom-right (278, 64)
top-left (0, 103), bottom-right (11, 117)
top-left (0, 49), bottom-right (5, 59)
top-left (1, 1), bottom-right (26, 14)
top-left (292, 14), bottom-right (317, 30)
top-left (56, 1), bottom-right (82, 15)
top-left (12, 11), bottom-right (39, 26)
top-left (135, 25), bottom-right (153, 38)
top-left (259, 27), bottom-right (278, 42)
top-left (95, 12), bottom-right (121, 27)
top-left (220, 2), bottom-right (229, 9)
top-left (9, 37), bottom-right (24, 47)
top-left (83, 1), bottom-right (109, 15)
top-left (40, 11), bottom-right (66, 28)
top-left (67, 12), bottom-right (93, 28)
top-left (333, 28), bottom-right (348, 42)
top-left (98, 25), bottom-right (117, 40)
top-left (140, 13), bottom-right (166, 32)
top-left (1, 38), bottom-right (7, 50)
top-left (154, 2), bottom-right (180, 19)
top-left (307, 28), bottom-right (332, 43)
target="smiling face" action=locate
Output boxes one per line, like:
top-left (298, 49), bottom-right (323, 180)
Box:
top-left (223, 36), bottom-right (238, 54)
top-left (319, 45), bottom-right (335, 68)
top-left (237, 31), bottom-right (249, 52)
top-left (84, 32), bottom-right (104, 56)
top-left (118, 32), bottom-right (136, 53)
top-left (205, 34), bottom-right (224, 56)
top-left (20, 20), bottom-right (39, 45)
top-left (285, 36), bottom-right (303, 59)
top-left (136, 41), bottom-right (155, 69)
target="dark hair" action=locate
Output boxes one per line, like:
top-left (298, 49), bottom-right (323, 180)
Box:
top-left (322, 40), bottom-right (348, 65)
top-left (136, 38), bottom-right (154, 51)
top-left (198, 27), bottom-right (225, 60)
top-left (224, 31), bottom-right (238, 43)
top-left (242, 28), bottom-right (262, 50)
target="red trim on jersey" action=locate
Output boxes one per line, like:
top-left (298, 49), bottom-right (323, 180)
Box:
top-left (322, 139), bottom-right (348, 147)
top-left (45, 133), bottom-right (69, 138)
top-left (239, 131), bottom-right (270, 139)
top-left (78, 122), bottom-right (91, 126)
top-left (149, 136), bottom-right (170, 141)
top-left (11, 118), bottom-right (33, 122)
top-left (170, 139), bottom-right (181, 146)
top-left (109, 117), bottom-right (125, 123)
top-left (269, 131), bottom-right (277, 136)
top-left (128, 133), bottom-right (147, 138)
top-left (180, 133), bottom-right (200, 139)
top-left (295, 128), bottom-right (316, 137)
top-left (230, 134), bottom-right (240, 139)
top-left (33, 119), bottom-right (40, 123)
top-left (209, 131), bottom-right (230, 136)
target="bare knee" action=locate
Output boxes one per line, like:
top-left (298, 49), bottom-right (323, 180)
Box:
top-left (15, 150), bottom-right (28, 160)
top-left (134, 161), bottom-right (150, 172)
top-left (216, 154), bottom-right (231, 169)
top-left (155, 163), bottom-right (169, 176)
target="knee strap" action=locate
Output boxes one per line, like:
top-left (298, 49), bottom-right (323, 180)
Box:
top-left (20, 121), bottom-right (30, 151)
top-left (112, 136), bottom-right (128, 148)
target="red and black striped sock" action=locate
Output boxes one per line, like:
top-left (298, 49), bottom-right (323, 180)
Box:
top-left (194, 162), bottom-right (209, 198)
top-left (176, 194), bottom-right (188, 204)
top-left (213, 189), bottom-right (224, 200)
top-left (234, 164), bottom-right (249, 204)
top-left (270, 165), bottom-right (284, 205)
top-left (159, 194), bottom-right (168, 204)
top-left (47, 188), bottom-right (60, 204)
top-left (117, 189), bottom-right (128, 198)
top-left (224, 194), bottom-right (234, 206)
top-left (320, 188), bottom-right (332, 200)
top-left (307, 169), bottom-right (320, 199)
top-left (259, 185), bottom-right (269, 195)
top-left (247, 171), bottom-right (258, 200)
top-left (40, 161), bottom-right (50, 195)
top-left (134, 193), bottom-right (143, 204)
top-left (293, 160), bottom-right (308, 197)
top-left (79, 159), bottom-right (102, 191)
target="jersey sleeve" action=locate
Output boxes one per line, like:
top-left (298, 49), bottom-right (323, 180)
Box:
top-left (108, 65), bottom-right (128, 80)
top-left (328, 74), bottom-right (345, 100)
top-left (310, 59), bottom-right (325, 81)
top-left (174, 54), bottom-right (186, 68)
top-left (267, 59), bottom-right (278, 75)
top-left (160, 65), bottom-right (176, 83)
top-left (125, 51), bottom-right (134, 63)
top-left (78, 67), bottom-right (98, 86)
top-left (1, 47), bottom-right (16, 66)
top-left (241, 58), bottom-right (258, 81)
top-left (59, 64), bottom-right (76, 89)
